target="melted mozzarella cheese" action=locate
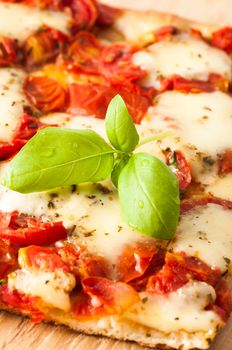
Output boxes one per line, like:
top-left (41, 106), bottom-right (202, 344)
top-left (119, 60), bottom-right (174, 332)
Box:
top-left (0, 68), bottom-right (28, 142)
top-left (207, 174), bottom-right (232, 201)
top-left (8, 269), bottom-right (76, 311)
top-left (124, 281), bottom-right (221, 332)
top-left (142, 91), bottom-right (232, 184)
top-left (133, 35), bottom-right (232, 89)
top-left (170, 204), bottom-right (232, 272)
top-left (0, 2), bottom-right (70, 42)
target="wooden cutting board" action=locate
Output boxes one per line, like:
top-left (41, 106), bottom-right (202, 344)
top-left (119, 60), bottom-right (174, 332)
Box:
top-left (1, 1), bottom-right (232, 349)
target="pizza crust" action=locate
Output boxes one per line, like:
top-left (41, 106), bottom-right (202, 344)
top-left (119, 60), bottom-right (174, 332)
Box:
top-left (0, 303), bottom-right (215, 350)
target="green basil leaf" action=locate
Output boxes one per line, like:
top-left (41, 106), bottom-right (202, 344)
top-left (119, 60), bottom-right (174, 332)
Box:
top-left (105, 94), bottom-right (139, 152)
top-left (0, 279), bottom-right (6, 285)
top-left (2, 127), bottom-right (115, 193)
top-left (118, 153), bottom-right (180, 239)
top-left (111, 154), bottom-right (130, 188)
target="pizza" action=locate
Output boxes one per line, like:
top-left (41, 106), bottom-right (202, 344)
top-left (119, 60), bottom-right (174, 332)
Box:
top-left (0, 1), bottom-right (232, 349)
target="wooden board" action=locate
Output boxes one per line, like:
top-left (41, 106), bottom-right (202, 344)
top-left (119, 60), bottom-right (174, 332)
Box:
top-left (1, 0), bottom-right (232, 349)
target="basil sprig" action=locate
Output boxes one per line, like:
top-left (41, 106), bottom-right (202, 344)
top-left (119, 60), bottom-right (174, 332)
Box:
top-left (2, 95), bottom-right (180, 240)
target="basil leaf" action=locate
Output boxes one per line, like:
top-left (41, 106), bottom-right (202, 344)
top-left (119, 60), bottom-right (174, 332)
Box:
top-left (0, 279), bottom-right (6, 285)
top-left (105, 94), bottom-right (139, 152)
top-left (2, 127), bottom-right (115, 193)
top-left (111, 154), bottom-right (130, 188)
top-left (118, 153), bottom-right (180, 239)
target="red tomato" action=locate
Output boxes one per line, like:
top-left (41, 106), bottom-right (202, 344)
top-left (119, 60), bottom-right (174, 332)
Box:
top-left (19, 245), bottom-right (70, 272)
top-left (218, 150), bottom-right (232, 175)
top-left (116, 242), bottom-right (164, 284)
top-left (147, 252), bottom-right (221, 294)
top-left (24, 27), bottom-right (68, 68)
top-left (67, 83), bottom-right (151, 123)
top-left (212, 27), bottom-right (232, 54)
top-left (0, 239), bottom-right (18, 279)
top-left (153, 26), bottom-right (178, 41)
top-left (0, 284), bottom-right (44, 322)
top-left (213, 279), bottom-right (232, 321)
top-left (161, 74), bottom-right (228, 93)
top-left (0, 37), bottom-right (18, 67)
top-left (96, 2), bottom-right (121, 27)
top-left (0, 211), bottom-right (67, 246)
top-left (180, 195), bottom-right (232, 213)
top-left (72, 277), bottom-right (139, 319)
top-left (64, 0), bottom-right (98, 32)
top-left (24, 76), bottom-right (66, 113)
top-left (165, 150), bottom-right (192, 190)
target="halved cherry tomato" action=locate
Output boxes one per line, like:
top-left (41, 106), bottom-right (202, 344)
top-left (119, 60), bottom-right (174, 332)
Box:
top-left (180, 195), bottom-right (232, 213)
top-left (96, 2), bottom-right (121, 27)
top-left (147, 252), bottom-right (221, 294)
top-left (0, 239), bottom-right (18, 279)
top-left (212, 27), bottom-right (232, 54)
top-left (218, 150), bottom-right (232, 175)
top-left (0, 284), bottom-right (44, 322)
top-left (165, 149), bottom-right (192, 190)
top-left (0, 211), bottom-right (67, 246)
top-left (24, 75), bottom-right (66, 113)
top-left (65, 0), bottom-right (98, 32)
top-left (72, 277), bottom-right (139, 320)
top-left (0, 37), bottom-right (19, 67)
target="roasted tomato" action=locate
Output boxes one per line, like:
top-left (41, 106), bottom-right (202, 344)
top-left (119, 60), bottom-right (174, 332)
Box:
top-left (153, 26), bottom-right (178, 42)
top-left (0, 211), bottom-right (67, 246)
top-left (161, 74), bottom-right (228, 93)
top-left (23, 27), bottom-right (68, 68)
top-left (96, 2), bottom-right (121, 27)
top-left (0, 239), bottom-right (18, 279)
top-left (0, 114), bottom-right (49, 161)
top-left (0, 37), bottom-right (19, 67)
top-left (180, 195), bottom-right (232, 213)
top-left (64, 0), bottom-right (98, 32)
top-left (213, 279), bottom-right (232, 321)
top-left (218, 150), bottom-right (232, 175)
top-left (165, 149), bottom-right (192, 190)
top-left (59, 245), bottom-right (108, 278)
top-left (24, 75), bottom-right (66, 113)
top-left (72, 277), bottom-right (139, 320)
top-left (0, 285), bottom-right (44, 322)
top-left (212, 27), bottom-right (232, 54)
top-left (117, 242), bottom-right (164, 283)
top-left (19, 245), bottom-right (70, 272)
top-left (147, 252), bottom-right (221, 294)
top-left (68, 83), bottom-right (152, 122)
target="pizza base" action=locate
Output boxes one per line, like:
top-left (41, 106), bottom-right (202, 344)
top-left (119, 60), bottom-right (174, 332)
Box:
top-left (0, 303), bottom-right (215, 350)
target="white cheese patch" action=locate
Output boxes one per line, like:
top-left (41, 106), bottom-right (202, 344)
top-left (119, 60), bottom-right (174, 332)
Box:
top-left (207, 174), bottom-right (232, 201)
top-left (0, 2), bottom-right (70, 42)
top-left (0, 68), bottom-right (28, 142)
top-left (133, 35), bottom-right (232, 89)
top-left (124, 281), bottom-right (222, 332)
top-left (170, 204), bottom-right (232, 272)
top-left (142, 91), bottom-right (232, 184)
top-left (8, 268), bottom-right (76, 311)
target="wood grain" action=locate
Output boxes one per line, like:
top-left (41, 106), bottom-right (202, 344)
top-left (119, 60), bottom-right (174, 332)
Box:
top-left (1, 0), bottom-right (232, 349)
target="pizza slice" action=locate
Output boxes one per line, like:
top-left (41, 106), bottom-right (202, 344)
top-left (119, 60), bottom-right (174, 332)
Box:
top-left (0, 1), bottom-right (232, 350)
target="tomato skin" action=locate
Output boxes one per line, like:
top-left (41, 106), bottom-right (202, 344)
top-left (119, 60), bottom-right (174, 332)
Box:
top-left (0, 37), bottom-right (19, 67)
top-left (64, 0), bottom-right (97, 32)
top-left (161, 74), bottom-right (228, 93)
top-left (24, 76), bottom-right (66, 113)
top-left (212, 27), bottom-right (232, 54)
top-left (180, 195), bottom-right (232, 213)
top-left (0, 239), bottom-right (18, 279)
top-left (165, 150), bottom-right (192, 190)
top-left (0, 284), bottom-right (44, 322)
top-left (0, 211), bottom-right (67, 246)
top-left (116, 242), bottom-right (164, 284)
top-left (153, 26), bottom-right (178, 42)
top-left (0, 114), bottom-right (49, 161)
top-left (96, 3), bottom-right (121, 27)
top-left (68, 83), bottom-right (152, 123)
top-left (23, 27), bottom-right (68, 68)
top-left (19, 245), bottom-right (70, 272)
top-left (218, 150), bottom-right (232, 176)
top-left (146, 252), bottom-right (221, 294)
top-left (72, 276), bottom-right (139, 320)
